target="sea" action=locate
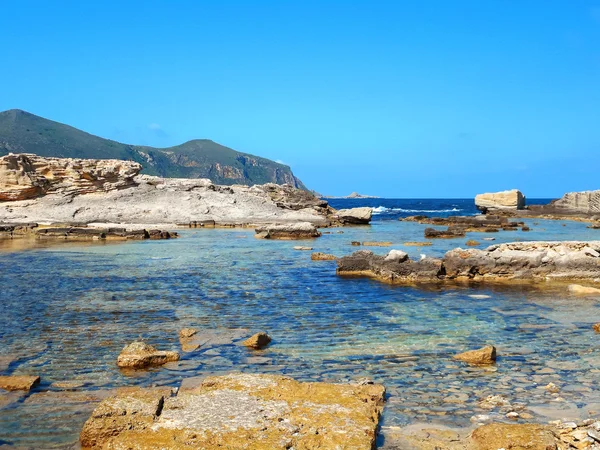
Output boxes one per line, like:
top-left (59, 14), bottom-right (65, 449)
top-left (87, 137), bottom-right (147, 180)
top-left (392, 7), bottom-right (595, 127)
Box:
top-left (1, 198), bottom-right (600, 448)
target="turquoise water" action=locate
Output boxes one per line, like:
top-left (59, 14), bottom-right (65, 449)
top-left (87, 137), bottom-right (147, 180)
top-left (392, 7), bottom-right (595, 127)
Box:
top-left (1, 217), bottom-right (600, 448)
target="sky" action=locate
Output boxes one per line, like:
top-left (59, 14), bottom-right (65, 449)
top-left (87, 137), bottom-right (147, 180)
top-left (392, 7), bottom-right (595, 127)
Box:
top-left (1, 1), bottom-right (599, 198)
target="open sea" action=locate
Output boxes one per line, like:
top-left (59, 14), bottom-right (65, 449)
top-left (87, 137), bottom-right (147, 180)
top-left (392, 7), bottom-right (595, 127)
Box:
top-left (1, 198), bottom-right (600, 448)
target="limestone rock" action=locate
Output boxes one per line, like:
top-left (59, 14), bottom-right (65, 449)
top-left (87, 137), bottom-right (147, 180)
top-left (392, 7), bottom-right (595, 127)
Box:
top-left (549, 190), bottom-right (600, 214)
top-left (475, 189), bottom-right (526, 213)
top-left (254, 222), bottom-right (321, 240)
top-left (385, 249), bottom-right (409, 262)
top-left (243, 332), bottom-right (272, 349)
top-left (80, 373), bottom-right (385, 450)
top-left (568, 284), bottom-right (600, 295)
top-left (424, 227), bottom-right (466, 238)
top-left (311, 252), bottom-right (337, 261)
top-left (0, 375), bottom-right (40, 391)
top-left (293, 246), bottom-right (313, 250)
top-left (116, 341), bottom-right (180, 369)
top-left (470, 423), bottom-right (557, 450)
top-left (466, 240), bottom-right (480, 246)
top-left (593, 323), bottom-right (600, 333)
top-left (334, 207), bottom-right (373, 224)
top-left (0, 153), bottom-right (140, 201)
top-left (362, 241), bottom-right (392, 247)
top-left (453, 345), bottom-right (497, 365)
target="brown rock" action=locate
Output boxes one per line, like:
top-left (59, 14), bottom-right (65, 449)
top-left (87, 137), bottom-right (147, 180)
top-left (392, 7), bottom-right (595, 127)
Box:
top-left (465, 240), bottom-right (480, 246)
top-left (80, 387), bottom-right (172, 449)
top-left (453, 345), bottom-right (497, 365)
top-left (593, 323), bottom-right (600, 333)
top-left (81, 373), bottom-right (385, 450)
top-left (116, 341), bottom-right (180, 369)
top-left (470, 423), bottom-right (557, 450)
top-left (404, 241), bottom-right (433, 246)
top-left (243, 332), bottom-right (272, 349)
top-left (0, 375), bottom-right (40, 391)
top-left (362, 241), bottom-right (393, 247)
top-left (351, 241), bottom-right (361, 246)
top-left (424, 227), bottom-right (466, 238)
top-left (311, 252), bottom-right (337, 261)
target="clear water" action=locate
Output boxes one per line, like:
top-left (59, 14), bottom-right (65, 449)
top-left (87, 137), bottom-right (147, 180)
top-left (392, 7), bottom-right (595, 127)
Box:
top-left (1, 200), bottom-right (599, 448)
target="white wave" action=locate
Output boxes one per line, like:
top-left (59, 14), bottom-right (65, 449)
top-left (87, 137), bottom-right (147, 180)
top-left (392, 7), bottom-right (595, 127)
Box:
top-left (371, 206), bottom-right (462, 215)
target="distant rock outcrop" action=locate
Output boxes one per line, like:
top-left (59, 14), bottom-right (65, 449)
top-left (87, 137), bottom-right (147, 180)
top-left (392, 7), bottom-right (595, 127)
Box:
top-left (475, 189), bottom-right (525, 213)
top-left (546, 190), bottom-right (600, 214)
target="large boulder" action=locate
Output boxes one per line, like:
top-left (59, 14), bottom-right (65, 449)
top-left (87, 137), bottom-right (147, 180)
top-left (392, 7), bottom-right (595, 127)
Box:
top-left (254, 222), bottom-right (322, 240)
top-left (80, 373), bottom-right (386, 450)
top-left (334, 207), bottom-right (373, 225)
top-left (116, 341), bottom-right (180, 369)
top-left (475, 189), bottom-right (525, 213)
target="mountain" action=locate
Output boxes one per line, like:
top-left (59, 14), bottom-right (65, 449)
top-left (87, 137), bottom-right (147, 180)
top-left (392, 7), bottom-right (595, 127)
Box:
top-left (0, 109), bottom-right (306, 189)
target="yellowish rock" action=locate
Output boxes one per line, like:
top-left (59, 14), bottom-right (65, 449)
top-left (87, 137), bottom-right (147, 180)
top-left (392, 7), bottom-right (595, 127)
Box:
top-left (243, 332), bottom-right (272, 349)
top-left (311, 252), bottom-right (337, 261)
top-left (80, 373), bottom-right (386, 450)
top-left (116, 341), bottom-right (179, 369)
top-left (178, 328), bottom-right (197, 339)
top-left (0, 375), bottom-right (40, 391)
top-left (470, 423), bottom-right (557, 450)
top-left (363, 241), bottom-right (393, 247)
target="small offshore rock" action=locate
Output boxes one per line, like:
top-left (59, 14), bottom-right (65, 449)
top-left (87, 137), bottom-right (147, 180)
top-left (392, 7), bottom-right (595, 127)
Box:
top-left (117, 341), bottom-right (180, 369)
top-left (179, 328), bottom-right (197, 339)
top-left (593, 323), bottom-right (600, 333)
top-left (0, 375), bottom-right (40, 391)
top-left (454, 345), bottom-right (497, 365)
top-left (351, 241), bottom-right (361, 246)
top-left (311, 252), bottom-right (337, 261)
top-left (404, 241), bottom-right (433, 246)
top-left (384, 249), bottom-right (409, 262)
top-left (363, 241), bottom-right (393, 247)
top-left (545, 382), bottom-right (560, 393)
top-left (293, 246), bottom-right (313, 251)
top-left (569, 284), bottom-right (600, 295)
top-left (242, 332), bottom-right (272, 349)
top-left (466, 239), bottom-right (480, 246)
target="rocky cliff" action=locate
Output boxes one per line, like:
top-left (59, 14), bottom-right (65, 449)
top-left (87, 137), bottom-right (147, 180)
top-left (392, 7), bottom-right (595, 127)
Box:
top-left (0, 154), bottom-right (335, 225)
top-left (0, 109), bottom-right (306, 189)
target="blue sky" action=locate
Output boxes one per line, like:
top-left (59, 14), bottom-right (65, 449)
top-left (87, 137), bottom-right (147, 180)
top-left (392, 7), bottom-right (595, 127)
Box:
top-left (1, 1), bottom-right (599, 197)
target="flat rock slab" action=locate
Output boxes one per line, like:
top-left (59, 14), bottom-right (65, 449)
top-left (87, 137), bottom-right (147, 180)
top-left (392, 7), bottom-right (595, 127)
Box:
top-left (80, 373), bottom-right (385, 449)
top-left (0, 375), bottom-right (40, 391)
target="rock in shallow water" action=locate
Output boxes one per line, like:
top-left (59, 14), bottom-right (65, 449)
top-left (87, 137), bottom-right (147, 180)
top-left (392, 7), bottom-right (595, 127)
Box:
top-left (311, 252), bottom-right (337, 261)
top-left (0, 375), bottom-right (40, 391)
top-left (453, 345), bottom-right (497, 365)
top-left (116, 341), bottom-right (179, 369)
top-left (242, 332), bottom-right (272, 349)
top-left (80, 373), bottom-right (385, 450)
top-left (254, 222), bottom-right (321, 240)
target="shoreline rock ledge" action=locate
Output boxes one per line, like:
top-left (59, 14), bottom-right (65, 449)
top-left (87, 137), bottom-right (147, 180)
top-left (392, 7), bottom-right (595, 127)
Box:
top-left (475, 189), bottom-right (525, 213)
top-left (80, 373), bottom-right (385, 449)
top-left (336, 242), bottom-right (600, 284)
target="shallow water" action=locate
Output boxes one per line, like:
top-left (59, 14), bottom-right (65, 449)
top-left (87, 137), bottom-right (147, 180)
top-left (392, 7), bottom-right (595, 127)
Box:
top-left (1, 211), bottom-right (600, 448)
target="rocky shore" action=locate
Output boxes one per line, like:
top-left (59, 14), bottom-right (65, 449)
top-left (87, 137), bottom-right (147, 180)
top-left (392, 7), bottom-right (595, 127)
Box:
top-left (0, 154), bottom-right (371, 227)
top-left (0, 222), bottom-right (176, 240)
top-left (337, 241), bottom-right (600, 284)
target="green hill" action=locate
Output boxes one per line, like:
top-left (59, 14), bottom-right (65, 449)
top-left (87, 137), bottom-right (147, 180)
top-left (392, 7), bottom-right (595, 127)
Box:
top-left (0, 109), bottom-right (306, 189)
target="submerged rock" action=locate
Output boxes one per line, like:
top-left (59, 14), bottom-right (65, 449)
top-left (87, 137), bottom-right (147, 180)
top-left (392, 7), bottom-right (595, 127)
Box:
top-left (80, 373), bottom-right (386, 450)
top-left (242, 332), bottom-right (272, 349)
top-left (254, 222), bottom-right (321, 240)
top-left (453, 345), bottom-right (497, 365)
top-left (475, 189), bottom-right (526, 213)
top-left (0, 375), bottom-right (40, 391)
top-left (362, 241), bottom-right (393, 247)
top-left (179, 328), bottom-right (198, 339)
top-left (116, 341), bottom-right (180, 369)
top-left (424, 227), bottom-right (465, 238)
top-left (593, 323), bottom-right (600, 333)
top-left (568, 284), bottom-right (600, 295)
